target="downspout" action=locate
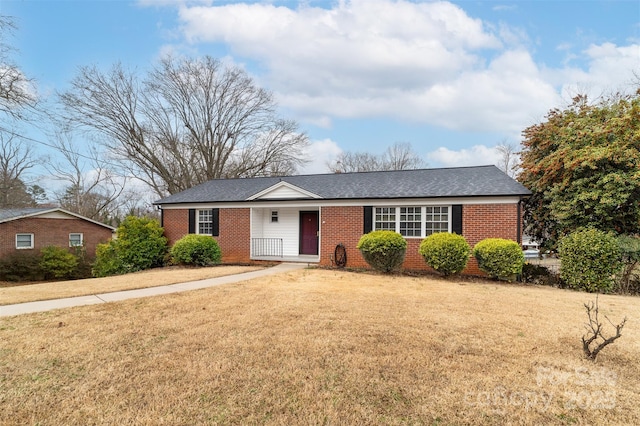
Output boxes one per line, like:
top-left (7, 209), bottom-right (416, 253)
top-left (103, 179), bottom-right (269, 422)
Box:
top-left (517, 197), bottom-right (523, 244)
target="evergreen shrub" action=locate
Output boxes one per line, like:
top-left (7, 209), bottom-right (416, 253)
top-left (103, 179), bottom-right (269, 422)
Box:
top-left (357, 230), bottom-right (407, 273)
top-left (473, 238), bottom-right (524, 281)
top-left (418, 232), bottom-right (470, 276)
top-left (171, 234), bottom-right (222, 266)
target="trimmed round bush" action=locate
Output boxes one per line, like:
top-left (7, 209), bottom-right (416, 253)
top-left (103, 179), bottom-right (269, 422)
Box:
top-left (558, 229), bottom-right (622, 292)
top-left (40, 246), bottom-right (78, 279)
top-left (473, 238), bottom-right (524, 281)
top-left (171, 234), bottom-right (222, 266)
top-left (419, 232), bottom-right (470, 276)
top-left (356, 230), bottom-right (407, 273)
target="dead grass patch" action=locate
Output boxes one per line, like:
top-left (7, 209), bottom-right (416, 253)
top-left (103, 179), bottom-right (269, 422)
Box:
top-left (0, 265), bottom-right (262, 305)
top-left (1, 269), bottom-right (638, 425)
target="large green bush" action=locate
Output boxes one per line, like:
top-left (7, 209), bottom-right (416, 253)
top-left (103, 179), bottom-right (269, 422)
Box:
top-left (418, 232), bottom-right (470, 276)
top-left (473, 238), bottom-right (524, 281)
top-left (0, 252), bottom-right (44, 282)
top-left (93, 216), bottom-right (168, 277)
top-left (171, 234), bottom-right (222, 266)
top-left (558, 229), bottom-right (622, 292)
top-left (356, 230), bottom-right (407, 273)
top-left (40, 246), bottom-right (78, 279)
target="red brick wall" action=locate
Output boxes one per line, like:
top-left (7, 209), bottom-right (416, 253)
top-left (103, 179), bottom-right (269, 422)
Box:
top-left (0, 218), bottom-right (113, 258)
top-left (162, 209), bottom-right (189, 246)
top-left (218, 208), bottom-right (250, 263)
top-left (320, 206), bottom-right (368, 268)
top-left (462, 204), bottom-right (520, 275)
top-left (162, 208), bottom-right (251, 263)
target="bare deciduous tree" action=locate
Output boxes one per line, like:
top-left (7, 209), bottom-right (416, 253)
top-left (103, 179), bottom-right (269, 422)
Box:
top-left (328, 142), bottom-right (425, 173)
top-left (495, 141), bottom-right (520, 178)
top-left (0, 16), bottom-right (36, 121)
top-left (0, 131), bottom-right (39, 207)
top-left (60, 56), bottom-right (309, 196)
top-left (49, 132), bottom-right (129, 224)
top-left (382, 142), bottom-right (426, 170)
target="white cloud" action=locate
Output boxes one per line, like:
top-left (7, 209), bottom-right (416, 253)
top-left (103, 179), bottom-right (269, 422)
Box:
top-left (169, 0), bottom-right (638, 136)
top-left (426, 145), bottom-right (501, 168)
top-left (299, 138), bottom-right (343, 175)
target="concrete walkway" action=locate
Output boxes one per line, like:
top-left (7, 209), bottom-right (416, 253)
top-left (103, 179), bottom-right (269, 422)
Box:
top-left (0, 263), bottom-right (308, 317)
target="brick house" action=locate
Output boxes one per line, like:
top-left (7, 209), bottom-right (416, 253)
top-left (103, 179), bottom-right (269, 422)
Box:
top-left (0, 208), bottom-right (115, 259)
top-left (155, 165), bottom-right (531, 274)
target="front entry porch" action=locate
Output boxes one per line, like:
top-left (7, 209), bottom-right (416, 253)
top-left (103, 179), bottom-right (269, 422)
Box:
top-left (250, 207), bottom-right (320, 263)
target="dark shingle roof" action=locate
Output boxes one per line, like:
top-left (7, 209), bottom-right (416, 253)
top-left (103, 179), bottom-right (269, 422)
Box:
top-left (0, 207), bottom-right (115, 230)
top-left (155, 165), bottom-right (531, 205)
top-left (0, 208), bottom-right (54, 222)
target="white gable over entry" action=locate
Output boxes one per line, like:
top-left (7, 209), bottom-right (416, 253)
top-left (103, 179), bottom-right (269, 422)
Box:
top-left (247, 181), bottom-right (322, 200)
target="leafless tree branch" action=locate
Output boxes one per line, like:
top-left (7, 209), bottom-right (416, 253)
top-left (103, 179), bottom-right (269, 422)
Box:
top-left (582, 296), bottom-right (627, 361)
top-left (59, 56), bottom-right (309, 196)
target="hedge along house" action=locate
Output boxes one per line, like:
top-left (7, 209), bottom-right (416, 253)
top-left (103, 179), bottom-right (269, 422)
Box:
top-left (155, 165), bottom-right (531, 274)
top-left (0, 208), bottom-right (115, 259)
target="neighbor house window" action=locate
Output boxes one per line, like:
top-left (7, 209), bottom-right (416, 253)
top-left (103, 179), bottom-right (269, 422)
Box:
top-left (198, 210), bottom-right (213, 235)
top-left (16, 233), bottom-right (34, 249)
top-left (373, 206), bottom-right (450, 237)
top-left (374, 207), bottom-right (396, 231)
top-left (425, 206), bottom-right (449, 235)
top-left (271, 210), bottom-right (279, 223)
top-left (69, 233), bottom-right (83, 247)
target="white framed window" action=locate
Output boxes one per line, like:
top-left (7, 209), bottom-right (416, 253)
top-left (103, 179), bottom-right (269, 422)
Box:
top-left (69, 233), bottom-right (84, 247)
top-left (16, 233), bottom-right (34, 249)
top-left (374, 207), bottom-right (396, 231)
top-left (400, 207), bottom-right (422, 237)
top-left (374, 206), bottom-right (450, 237)
top-left (198, 209), bottom-right (213, 235)
top-left (425, 206), bottom-right (449, 236)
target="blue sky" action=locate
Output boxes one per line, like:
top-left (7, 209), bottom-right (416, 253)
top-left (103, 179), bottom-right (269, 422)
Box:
top-left (3, 0), bottom-right (639, 175)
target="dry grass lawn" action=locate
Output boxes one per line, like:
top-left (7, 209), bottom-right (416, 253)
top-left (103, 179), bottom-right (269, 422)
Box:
top-left (1, 268), bottom-right (639, 425)
top-left (0, 265), bottom-right (262, 305)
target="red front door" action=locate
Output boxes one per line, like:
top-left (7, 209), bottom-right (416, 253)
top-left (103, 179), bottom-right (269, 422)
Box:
top-left (299, 211), bottom-right (319, 255)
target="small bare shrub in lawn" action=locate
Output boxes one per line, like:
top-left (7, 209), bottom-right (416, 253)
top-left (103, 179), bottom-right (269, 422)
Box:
top-left (418, 232), bottom-right (470, 276)
top-left (559, 229), bottom-right (622, 293)
top-left (357, 230), bottom-right (407, 273)
top-left (472, 238), bottom-right (524, 282)
top-left (39, 246), bottom-right (78, 279)
top-left (582, 296), bottom-right (627, 361)
top-left (171, 234), bottom-right (222, 266)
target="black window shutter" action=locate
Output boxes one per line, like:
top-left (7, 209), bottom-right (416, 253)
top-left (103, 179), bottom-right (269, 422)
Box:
top-left (363, 206), bottom-right (373, 234)
top-left (452, 205), bottom-right (463, 235)
top-left (188, 209), bottom-right (196, 234)
top-left (212, 208), bottom-right (219, 237)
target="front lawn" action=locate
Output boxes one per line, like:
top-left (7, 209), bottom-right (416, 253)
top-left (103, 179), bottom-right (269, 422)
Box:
top-left (1, 269), bottom-right (638, 424)
top-left (0, 265), bottom-right (262, 305)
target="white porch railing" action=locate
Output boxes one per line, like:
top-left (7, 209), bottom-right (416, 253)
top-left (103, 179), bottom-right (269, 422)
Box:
top-left (251, 238), bottom-right (283, 257)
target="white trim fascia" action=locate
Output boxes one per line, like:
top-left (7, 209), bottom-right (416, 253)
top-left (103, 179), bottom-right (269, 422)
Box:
top-left (246, 181), bottom-right (322, 200)
top-left (0, 208), bottom-right (115, 231)
top-left (160, 196), bottom-right (523, 210)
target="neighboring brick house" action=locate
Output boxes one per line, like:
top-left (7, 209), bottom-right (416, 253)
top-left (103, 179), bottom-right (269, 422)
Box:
top-left (154, 165), bottom-right (531, 274)
top-left (0, 208), bottom-right (115, 259)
